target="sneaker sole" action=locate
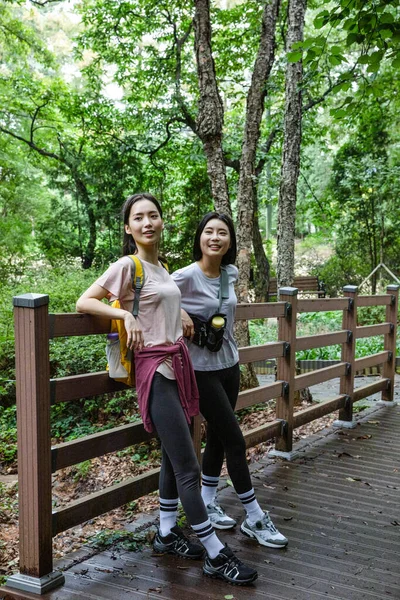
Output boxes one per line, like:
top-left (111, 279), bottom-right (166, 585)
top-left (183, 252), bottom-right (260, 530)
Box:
top-left (153, 543), bottom-right (205, 560)
top-left (203, 567), bottom-right (258, 585)
top-left (240, 524), bottom-right (288, 548)
top-left (210, 521), bottom-right (237, 530)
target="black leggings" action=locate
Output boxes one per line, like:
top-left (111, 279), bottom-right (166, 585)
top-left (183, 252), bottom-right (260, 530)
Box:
top-left (149, 373), bottom-right (208, 527)
top-left (195, 363), bottom-right (252, 495)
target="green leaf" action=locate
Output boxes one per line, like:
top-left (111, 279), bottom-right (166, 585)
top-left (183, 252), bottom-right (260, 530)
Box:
top-left (392, 56), bottom-right (400, 69)
top-left (329, 55), bottom-right (343, 66)
top-left (358, 55), bottom-right (370, 64)
top-left (380, 29), bottom-right (393, 39)
top-left (380, 13), bottom-right (394, 24)
top-left (343, 18), bottom-right (357, 31)
top-left (224, 596), bottom-right (234, 600)
top-left (291, 41), bottom-right (303, 50)
top-left (287, 51), bottom-right (302, 63)
top-left (346, 32), bottom-right (359, 45)
top-left (369, 51), bottom-right (384, 64)
top-left (367, 63), bottom-right (380, 73)
top-left (331, 45), bottom-right (343, 55)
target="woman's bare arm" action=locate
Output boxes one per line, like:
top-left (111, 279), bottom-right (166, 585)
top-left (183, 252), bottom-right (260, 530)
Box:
top-left (76, 283), bottom-right (144, 350)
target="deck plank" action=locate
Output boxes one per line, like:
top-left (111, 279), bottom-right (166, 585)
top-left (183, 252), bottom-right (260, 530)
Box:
top-left (1, 405), bottom-right (399, 600)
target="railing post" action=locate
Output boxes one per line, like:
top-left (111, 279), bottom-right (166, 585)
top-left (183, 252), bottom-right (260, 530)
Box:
top-left (5, 294), bottom-right (65, 595)
top-left (191, 414), bottom-right (203, 465)
top-left (380, 284), bottom-right (399, 405)
top-left (335, 285), bottom-right (358, 428)
top-left (271, 287), bottom-right (298, 458)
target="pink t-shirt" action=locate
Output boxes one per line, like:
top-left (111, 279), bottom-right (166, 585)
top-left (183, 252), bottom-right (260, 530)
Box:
top-left (95, 256), bottom-right (182, 379)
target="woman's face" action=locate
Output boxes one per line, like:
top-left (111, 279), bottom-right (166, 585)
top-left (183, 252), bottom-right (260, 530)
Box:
top-left (199, 218), bottom-right (231, 260)
top-left (125, 199), bottom-right (164, 247)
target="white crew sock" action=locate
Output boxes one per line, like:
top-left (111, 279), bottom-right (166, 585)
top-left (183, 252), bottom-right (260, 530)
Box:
top-left (159, 497), bottom-right (178, 536)
top-left (201, 474), bottom-right (219, 506)
top-left (237, 488), bottom-right (264, 524)
top-left (192, 519), bottom-right (224, 559)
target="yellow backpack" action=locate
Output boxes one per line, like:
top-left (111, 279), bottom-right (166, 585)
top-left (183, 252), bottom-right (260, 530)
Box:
top-left (106, 255), bottom-right (144, 387)
top-left (106, 255), bottom-right (168, 387)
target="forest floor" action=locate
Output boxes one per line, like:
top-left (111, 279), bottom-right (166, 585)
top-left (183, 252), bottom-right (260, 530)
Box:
top-left (1, 373), bottom-right (393, 583)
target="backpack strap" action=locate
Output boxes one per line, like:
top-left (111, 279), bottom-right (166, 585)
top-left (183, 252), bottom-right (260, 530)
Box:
top-left (128, 255), bottom-right (144, 317)
top-left (218, 266), bottom-right (229, 313)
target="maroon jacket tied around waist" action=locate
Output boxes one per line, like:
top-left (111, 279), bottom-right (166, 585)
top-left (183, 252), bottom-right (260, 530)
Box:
top-left (134, 337), bottom-right (199, 433)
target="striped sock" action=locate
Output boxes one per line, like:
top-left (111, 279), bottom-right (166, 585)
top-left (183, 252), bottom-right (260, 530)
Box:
top-left (192, 519), bottom-right (224, 559)
top-left (159, 497), bottom-right (178, 536)
top-left (237, 488), bottom-right (264, 524)
top-left (201, 474), bottom-right (219, 506)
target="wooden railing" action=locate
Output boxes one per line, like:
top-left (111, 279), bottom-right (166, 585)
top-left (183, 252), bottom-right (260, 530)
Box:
top-left (1, 284), bottom-right (398, 597)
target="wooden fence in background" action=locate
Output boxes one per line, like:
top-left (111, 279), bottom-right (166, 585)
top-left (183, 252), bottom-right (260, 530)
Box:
top-left (1, 284), bottom-right (398, 597)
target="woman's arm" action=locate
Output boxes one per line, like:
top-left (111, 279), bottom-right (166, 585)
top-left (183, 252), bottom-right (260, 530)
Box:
top-left (76, 283), bottom-right (144, 350)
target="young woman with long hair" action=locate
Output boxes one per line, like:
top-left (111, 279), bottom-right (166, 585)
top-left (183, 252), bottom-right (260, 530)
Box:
top-left (172, 212), bottom-right (288, 549)
top-left (76, 195), bottom-right (257, 586)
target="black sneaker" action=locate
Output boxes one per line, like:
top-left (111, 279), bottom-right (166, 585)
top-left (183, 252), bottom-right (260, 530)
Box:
top-left (153, 525), bottom-right (205, 560)
top-left (203, 544), bottom-right (258, 585)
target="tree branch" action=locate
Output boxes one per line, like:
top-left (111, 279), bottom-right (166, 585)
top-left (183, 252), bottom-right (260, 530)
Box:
top-left (0, 125), bottom-right (65, 164)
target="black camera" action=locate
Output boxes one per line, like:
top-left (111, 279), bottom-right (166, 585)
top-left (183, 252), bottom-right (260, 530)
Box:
top-left (189, 313), bottom-right (227, 352)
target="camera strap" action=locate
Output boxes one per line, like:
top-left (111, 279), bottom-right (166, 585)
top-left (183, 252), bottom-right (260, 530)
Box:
top-left (218, 266), bottom-right (229, 312)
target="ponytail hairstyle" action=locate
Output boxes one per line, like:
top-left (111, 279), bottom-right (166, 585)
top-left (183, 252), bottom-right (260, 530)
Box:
top-left (193, 212), bottom-right (237, 265)
top-left (122, 193), bottom-right (163, 256)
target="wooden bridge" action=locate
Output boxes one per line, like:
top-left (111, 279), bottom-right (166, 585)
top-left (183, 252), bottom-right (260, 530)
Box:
top-left (1, 285), bottom-right (399, 600)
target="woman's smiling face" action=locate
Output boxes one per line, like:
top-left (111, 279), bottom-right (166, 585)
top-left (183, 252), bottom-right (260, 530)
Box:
top-left (199, 218), bottom-right (231, 259)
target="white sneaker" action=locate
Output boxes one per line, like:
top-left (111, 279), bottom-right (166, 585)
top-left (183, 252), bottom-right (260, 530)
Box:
top-left (206, 501), bottom-right (237, 530)
top-left (240, 511), bottom-right (288, 548)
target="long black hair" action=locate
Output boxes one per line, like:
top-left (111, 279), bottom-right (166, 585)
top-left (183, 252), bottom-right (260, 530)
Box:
top-left (122, 193), bottom-right (163, 256)
top-left (193, 212), bottom-right (237, 265)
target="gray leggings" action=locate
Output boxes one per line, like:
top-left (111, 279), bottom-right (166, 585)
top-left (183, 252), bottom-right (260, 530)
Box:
top-left (148, 373), bottom-right (208, 527)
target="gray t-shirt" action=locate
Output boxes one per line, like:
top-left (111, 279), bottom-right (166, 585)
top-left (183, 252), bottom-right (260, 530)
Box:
top-left (172, 262), bottom-right (239, 371)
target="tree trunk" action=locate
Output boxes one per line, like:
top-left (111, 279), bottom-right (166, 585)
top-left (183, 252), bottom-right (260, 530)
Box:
top-left (276, 0), bottom-right (306, 291)
top-left (236, 0), bottom-right (280, 307)
top-left (235, 0), bottom-right (280, 388)
top-left (74, 174), bottom-right (97, 269)
top-left (193, 0), bottom-right (231, 216)
top-left (253, 193), bottom-right (270, 303)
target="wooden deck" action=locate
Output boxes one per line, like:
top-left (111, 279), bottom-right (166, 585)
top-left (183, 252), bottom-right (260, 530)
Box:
top-left (2, 403), bottom-right (400, 600)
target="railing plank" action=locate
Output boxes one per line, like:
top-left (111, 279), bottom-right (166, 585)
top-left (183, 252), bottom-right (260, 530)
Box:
top-left (356, 323), bottom-right (391, 339)
top-left (236, 302), bottom-right (286, 320)
top-left (354, 351), bottom-right (390, 372)
top-left (51, 372), bottom-right (127, 404)
top-left (353, 379), bottom-right (389, 402)
top-left (297, 298), bottom-right (350, 313)
top-left (51, 422), bottom-right (154, 472)
top-left (242, 420), bottom-right (282, 448)
top-left (236, 381), bottom-right (284, 411)
top-left (49, 313), bottom-right (110, 338)
top-left (296, 330), bottom-right (349, 352)
top-left (52, 468), bottom-right (160, 536)
top-left (293, 395), bottom-right (347, 428)
top-left (238, 342), bottom-right (285, 364)
top-left (357, 295), bottom-right (393, 307)
top-left (294, 362), bottom-right (347, 391)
